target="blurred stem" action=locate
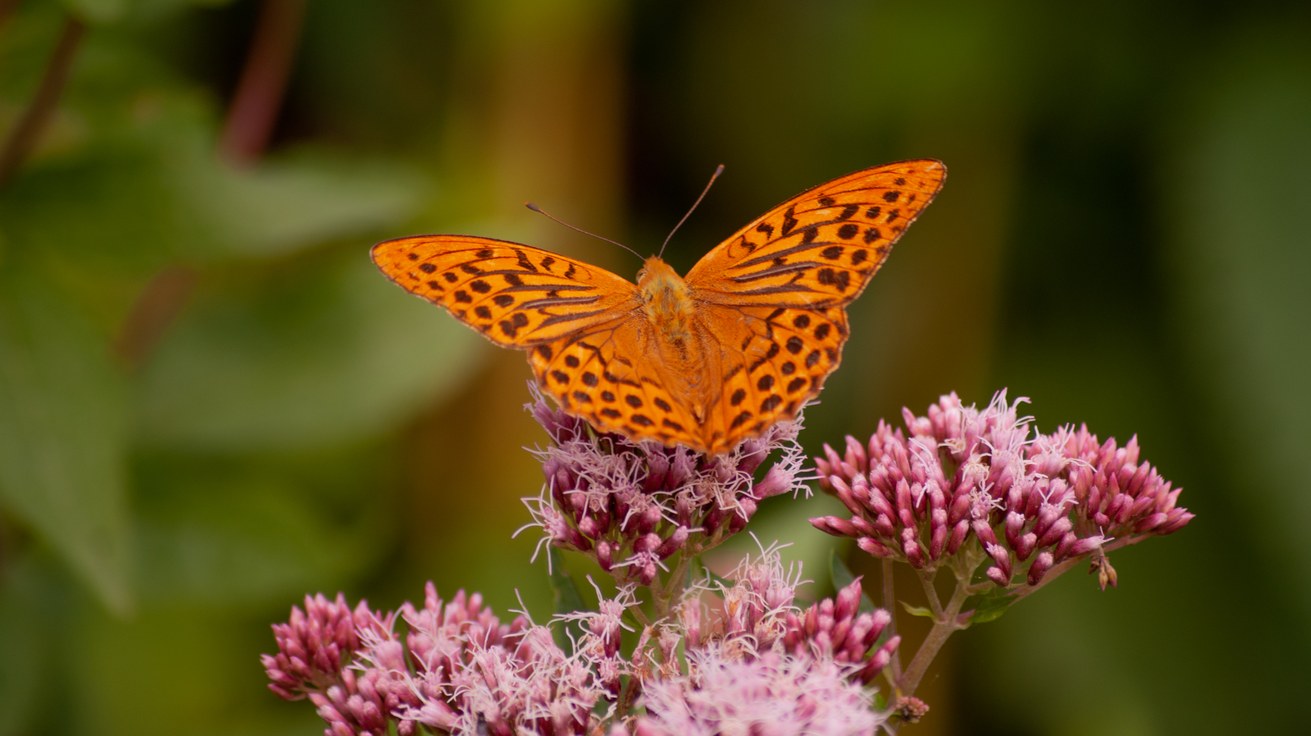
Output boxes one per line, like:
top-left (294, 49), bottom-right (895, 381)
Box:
top-left (0, 15), bottom-right (84, 189)
top-left (113, 265), bottom-right (198, 368)
top-left (0, 0), bottom-right (20, 31)
top-left (219, 0), bottom-right (306, 165)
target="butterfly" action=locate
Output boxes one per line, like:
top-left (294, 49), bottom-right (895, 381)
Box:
top-left (372, 159), bottom-right (946, 455)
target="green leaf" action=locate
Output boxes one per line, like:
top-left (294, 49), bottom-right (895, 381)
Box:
top-left (548, 547), bottom-right (586, 653)
top-left (0, 555), bottom-right (58, 736)
top-left (135, 248), bottom-right (484, 451)
top-left (134, 466), bottom-right (379, 607)
top-left (60, 0), bottom-right (127, 23)
top-left (174, 149), bottom-right (431, 261)
top-left (965, 589), bottom-right (1018, 626)
top-left (548, 547), bottom-right (586, 615)
top-left (0, 267), bottom-right (132, 614)
top-left (900, 602), bottom-right (934, 619)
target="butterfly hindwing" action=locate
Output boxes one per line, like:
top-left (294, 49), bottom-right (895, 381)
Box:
top-left (700, 304), bottom-right (849, 450)
top-left (528, 320), bottom-right (702, 448)
top-left (371, 235), bottom-right (639, 347)
top-left (685, 159), bottom-right (946, 308)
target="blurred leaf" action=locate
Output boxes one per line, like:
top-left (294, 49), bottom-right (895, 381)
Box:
top-left (0, 267), bottom-right (132, 614)
top-left (0, 555), bottom-right (58, 736)
top-left (1164, 33), bottom-right (1311, 616)
top-left (548, 547), bottom-right (585, 652)
top-left (548, 547), bottom-right (586, 614)
top-left (136, 248), bottom-right (484, 451)
top-left (174, 148), bottom-right (432, 261)
top-left (60, 0), bottom-right (126, 23)
top-left (965, 588), bottom-right (1017, 626)
top-left (70, 600), bottom-right (292, 736)
top-left (2, 130), bottom-right (431, 268)
top-left (135, 467), bottom-right (378, 607)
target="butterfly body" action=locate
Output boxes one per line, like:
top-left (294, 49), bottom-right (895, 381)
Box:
top-left (373, 159), bottom-right (946, 455)
top-left (639, 257), bottom-right (696, 351)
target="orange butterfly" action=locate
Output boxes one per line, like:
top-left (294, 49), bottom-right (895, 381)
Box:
top-left (372, 159), bottom-right (946, 455)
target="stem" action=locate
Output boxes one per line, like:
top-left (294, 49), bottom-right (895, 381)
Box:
top-left (218, 0), bottom-right (306, 165)
top-left (113, 265), bottom-right (198, 368)
top-left (894, 549), bottom-right (987, 700)
top-left (916, 567), bottom-right (946, 618)
top-left (0, 15), bottom-right (85, 188)
top-left (0, 0), bottom-right (21, 31)
top-left (895, 570), bottom-right (971, 697)
top-left (649, 553), bottom-right (691, 620)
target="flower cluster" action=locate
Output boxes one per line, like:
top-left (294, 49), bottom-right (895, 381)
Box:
top-left (265, 387), bottom-right (1194, 734)
top-left (811, 391), bottom-right (1193, 589)
top-left (262, 584), bottom-right (608, 736)
top-left (263, 593), bottom-right (380, 703)
top-left (524, 391), bottom-right (809, 584)
top-left (616, 648), bottom-right (883, 736)
top-left (664, 547), bottom-right (899, 685)
top-left (263, 551), bottom-right (901, 736)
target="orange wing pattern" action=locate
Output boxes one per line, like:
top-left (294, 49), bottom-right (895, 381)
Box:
top-left (372, 160), bottom-right (946, 455)
top-left (525, 319), bottom-right (705, 449)
top-left (685, 159), bottom-right (945, 307)
top-left (693, 303), bottom-right (850, 452)
top-left (370, 236), bottom-right (638, 346)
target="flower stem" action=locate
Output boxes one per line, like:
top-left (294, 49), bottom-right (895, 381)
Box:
top-left (218, 0), bottom-right (306, 165)
top-left (0, 14), bottom-right (85, 188)
top-left (896, 567), bottom-right (971, 696)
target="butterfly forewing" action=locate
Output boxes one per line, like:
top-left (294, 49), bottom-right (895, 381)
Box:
top-left (684, 159), bottom-right (946, 307)
top-left (371, 236), bottom-right (640, 346)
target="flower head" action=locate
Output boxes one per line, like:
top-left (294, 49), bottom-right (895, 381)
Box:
top-left (261, 593), bottom-right (383, 700)
top-left (663, 545), bottom-right (898, 688)
top-left (617, 647), bottom-right (883, 736)
top-left (264, 584), bottom-right (611, 736)
top-left (524, 390), bottom-right (810, 585)
top-left (811, 391), bottom-right (1192, 589)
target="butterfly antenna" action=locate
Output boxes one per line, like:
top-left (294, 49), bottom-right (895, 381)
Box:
top-left (525, 202), bottom-right (644, 261)
top-left (659, 164), bottom-right (725, 259)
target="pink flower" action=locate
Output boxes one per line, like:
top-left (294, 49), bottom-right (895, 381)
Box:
top-left (668, 546), bottom-right (899, 687)
top-left (783, 578), bottom-right (899, 684)
top-left (261, 593), bottom-right (381, 700)
top-left (524, 391), bottom-right (810, 585)
top-left (811, 391), bottom-right (1193, 589)
top-left (264, 584), bottom-right (610, 736)
top-left (617, 647), bottom-right (883, 736)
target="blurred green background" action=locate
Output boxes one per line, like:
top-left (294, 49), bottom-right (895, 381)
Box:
top-left (1, 1), bottom-right (1308, 734)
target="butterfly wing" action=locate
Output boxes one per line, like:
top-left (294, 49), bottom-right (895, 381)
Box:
top-left (688, 303), bottom-right (848, 454)
top-left (683, 160), bottom-right (945, 451)
top-left (684, 159), bottom-right (946, 307)
top-left (373, 235), bottom-right (702, 446)
top-left (371, 235), bottom-right (640, 347)
top-left (526, 318), bottom-right (708, 450)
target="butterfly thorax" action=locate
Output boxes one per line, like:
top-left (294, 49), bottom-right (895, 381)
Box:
top-left (637, 257), bottom-right (697, 350)
top-left (636, 256), bottom-right (721, 424)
